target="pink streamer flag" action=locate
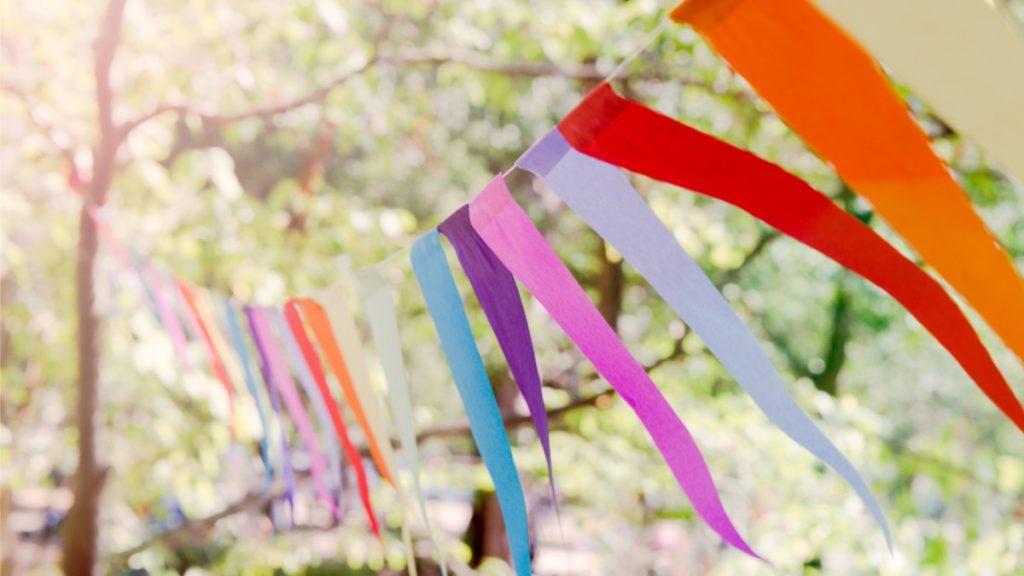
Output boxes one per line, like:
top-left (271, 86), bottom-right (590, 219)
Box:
top-left (469, 175), bottom-right (760, 560)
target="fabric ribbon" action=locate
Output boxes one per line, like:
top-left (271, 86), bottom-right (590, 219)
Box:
top-left (246, 306), bottom-right (338, 516)
top-left (558, 82), bottom-right (1024, 433)
top-left (438, 207), bottom-right (558, 509)
top-left (245, 305), bottom-right (297, 518)
top-left (357, 267), bottom-right (448, 575)
top-left (670, 0), bottom-right (1024, 368)
top-left (410, 229), bottom-right (533, 576)
top-left (223, 299), bottom-right (274, 489)
top-left (468, 176), bottom-right (759, 559)
top-left (290, 298), bottom-right (396, 484)
top-left (812, 0), bottom-right (1024, 184)
top-left (269, 308), bottom-right (345, 506)
top-left (283, 301), bottom-right (382, 537)
top-left (518, 129), bottom-right (889, 545)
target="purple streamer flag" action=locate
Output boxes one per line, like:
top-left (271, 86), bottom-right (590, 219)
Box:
top-left (439, 206), bottom-right (558, 509)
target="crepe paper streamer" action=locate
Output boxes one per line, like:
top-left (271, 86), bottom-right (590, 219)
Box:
top-left (558, 83), bottom-right (1024, 433)
top-left (223, 299), bottom-right (274, 489)
top-left (813, 0), bottom-right (1024, 184)
top-left (519, 131), bottom-right (890, 545)
top-left (329, 267), bottom-right (426, 574)
top-left (170, 273), bottom-right (203, 344)
top-left (291, 298), bottom-right (396, 484)
top-left (438, 208), bottom-right (559, 508)
top-left (283, 301), bottom-right (382, 538)
top-left (411, 229), bottom-right (533, 576)
top-left (245, 305), bottom-right (297, 520)
top-left (670, 0), bottom-right (1024, 369)
top-left (129, 252), bottom-right (162, 322)
top-left (176, 280), bottom-right (237, 413)
top-left (88, 208), bottom-right (131, 270)
top-left (358, 267), bottom-right (449, 576)
top-left (315, 283), bottom-right (401, 478)
top-left (469, 178), bottom-right (761, 560)
top-left (145, 263), bottom-right (192, 370)
top-left (196, 289), bottom-right (249, 404)
top-left (247, 306), bottom-right (339, 517)
top-left (269, 308), bottom-right (345, 504)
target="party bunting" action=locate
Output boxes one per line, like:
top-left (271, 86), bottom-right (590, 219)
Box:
top-left (283, 301), bottom-right (382, 538)
top-left (558, 82), bottom-right (1024, 433)
top-left (670, 0), bottom-right (1024, 367)
top-left (223, 299), bottom-right (275, 490)
top-left (411, 229), bottom-right (533, 576)
top-left (291, 298), bottom-right (395, 483)
top-left (196, 290), bottom-right (250, 410)
top-left (357, 268), bottom-right (448, 574)
top-left (270, 309), bottom-right (345, 505)
top-left (812, 0), bottom-right (1024, 183)
top-left (146, 262), bottom-right (192, 370)
top-left (130, 251), bottom-right (162, 324)
top-left (438, 207), bottom-right (558, 511)
top-left (314, 281), bottom-right (400, 482)
top-left (176, 280), bottom-right (237, 414)
top-left (468, 175), bottom-right (759, 559)
top-left (518, 129), bottom-right (890, 545)
top-left (170, 272), bottom-right (203, 344)
top-left (325, 267), bottom-right (422, 574)
top-left (247, 306), bottom-right (339, 516)
top-left (245, 305), bottom-right (297, 517)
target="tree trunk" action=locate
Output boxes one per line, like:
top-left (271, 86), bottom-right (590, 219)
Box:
top-left (61, 1), bottom-right (127, 573)
top-left (465, 375), bottom-right (519, 569)
top-left (62, 206), bottom-right (107, 576)
top-left (595, 237), bottom-right (624, 330)
top-left (813, 284), bottom-right (850, 397)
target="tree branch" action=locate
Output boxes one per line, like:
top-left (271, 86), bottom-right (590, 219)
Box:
top-left (378, 50), bottom-right (614, 80)
top-left (109, 489), bottom-right (275, 567)
top-left (118, 57), bottom-right (378, 141)
top-left (713, 230), bottom-right (781, 286)
top-left (416, 389), bottom-right (616, 442)
top-left (0, 81), bottom-right (79, 167)
top-left (117, 49), bottom-right (731, 143)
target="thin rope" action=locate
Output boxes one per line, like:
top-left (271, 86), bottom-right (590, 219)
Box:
top-left (605, 18), bottom-right (669, 84)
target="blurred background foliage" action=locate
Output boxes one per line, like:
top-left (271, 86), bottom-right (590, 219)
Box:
top-left (1, 0), bottom-right (1023, 574)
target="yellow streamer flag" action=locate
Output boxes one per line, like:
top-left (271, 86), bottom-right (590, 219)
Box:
top-left (813, 0), bottom-right (1024, 183)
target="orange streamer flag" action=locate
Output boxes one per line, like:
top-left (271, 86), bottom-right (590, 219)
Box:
top-left (176, 281), bottom-right (236, 405)
top-left (290, 297), bottom-right (395, 484)
top-left (670, 0), bottom-right (1024, 365)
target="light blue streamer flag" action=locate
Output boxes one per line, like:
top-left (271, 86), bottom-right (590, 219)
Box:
top-left (223, 299), bottom-right (274, 491)
top-left (518, 129), bottom-right (890, 546)
top-left (411, 229), bottom-right (532, 576)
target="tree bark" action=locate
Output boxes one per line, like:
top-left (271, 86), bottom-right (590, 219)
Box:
top-left (62, 1), bottom-right (127, 574)
top-left (595, 237), bottom-right (624, 330)
top-left (813, 284), bottom-right (850, 397)
top-left (465, 374), bottom-right (519, 569)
